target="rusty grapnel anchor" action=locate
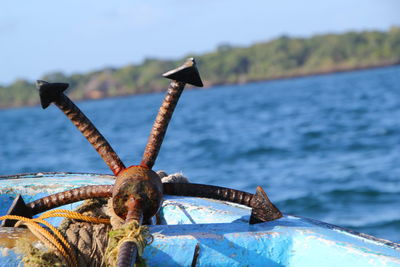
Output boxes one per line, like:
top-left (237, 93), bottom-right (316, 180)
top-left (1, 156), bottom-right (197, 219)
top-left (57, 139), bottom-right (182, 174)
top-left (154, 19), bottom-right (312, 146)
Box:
top-left (2, 58), bottom-right (282, 266)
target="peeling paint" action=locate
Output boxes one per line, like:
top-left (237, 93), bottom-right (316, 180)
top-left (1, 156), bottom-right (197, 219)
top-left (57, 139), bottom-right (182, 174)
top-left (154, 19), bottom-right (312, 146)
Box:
top-left (0, 248), bottom-right (9, 257)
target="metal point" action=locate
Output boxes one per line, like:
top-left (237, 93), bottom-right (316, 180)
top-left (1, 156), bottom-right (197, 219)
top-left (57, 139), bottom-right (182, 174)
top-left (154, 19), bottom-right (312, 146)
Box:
top-left (249, 186), bottom-right (282, 224)
top-left (163, 58), bottom-right (204, 87)
top-left (1, 195), bottom-right (32, 227)
top-left (36, 80), bottom-right (69, 109)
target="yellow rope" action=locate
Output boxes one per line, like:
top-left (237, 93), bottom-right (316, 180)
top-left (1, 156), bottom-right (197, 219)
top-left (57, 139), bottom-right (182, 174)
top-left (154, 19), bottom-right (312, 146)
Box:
top-left (0, 215), bottom-right (75, 266)
top-left (30, 218), bottom-right (78, 267)
top-left (39, 209), bottom-right (110, 224)
top-left (0, 209), bottom-right (111, 267)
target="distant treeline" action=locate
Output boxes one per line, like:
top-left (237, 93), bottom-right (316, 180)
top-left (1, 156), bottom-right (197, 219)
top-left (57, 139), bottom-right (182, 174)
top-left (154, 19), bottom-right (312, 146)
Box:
top-left (1, 27), bottom-right (400, 109)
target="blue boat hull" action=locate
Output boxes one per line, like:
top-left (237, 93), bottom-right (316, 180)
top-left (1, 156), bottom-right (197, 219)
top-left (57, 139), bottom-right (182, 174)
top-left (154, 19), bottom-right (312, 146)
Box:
top-left (0, 173), bottom-right (399, 266)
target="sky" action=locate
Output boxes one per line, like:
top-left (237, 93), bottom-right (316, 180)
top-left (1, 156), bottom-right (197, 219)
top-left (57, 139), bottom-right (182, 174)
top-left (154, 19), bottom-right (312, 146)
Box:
top-left (0, 0), bottom-right (399, 85)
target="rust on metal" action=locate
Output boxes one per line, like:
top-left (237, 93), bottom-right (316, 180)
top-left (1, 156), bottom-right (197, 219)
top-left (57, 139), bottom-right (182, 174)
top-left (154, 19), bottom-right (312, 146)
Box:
top-left (163, 183), bottom-right (254, 207)
top-left (140, 58), bottom-right (203, 169)
top-left (249, 186), bottom-right (282, 224)
top-left (164, 183), bottom-right (282, 224)
top-left (112, 166), bottom-right (162, 222)
top-left (36, 80), bottom-right (126, 176)
top-left (125, 197), bottom-right (144, 224)
top-left (116, 198), bottom-right (143, 267)
top-left (27, 185), bottom-right (113, 215)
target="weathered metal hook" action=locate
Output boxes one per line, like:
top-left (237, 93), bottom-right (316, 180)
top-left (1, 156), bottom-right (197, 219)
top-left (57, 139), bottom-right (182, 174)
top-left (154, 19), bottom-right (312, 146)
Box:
top-left (140, 58), bottom-right (203, 169)
top-left (37, 80), bottom-right (126, 175)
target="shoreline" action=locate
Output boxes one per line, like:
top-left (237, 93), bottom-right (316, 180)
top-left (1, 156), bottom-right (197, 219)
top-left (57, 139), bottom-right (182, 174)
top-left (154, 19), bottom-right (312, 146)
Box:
top-left (204, 60), bottom-right (400, 87)
top-left (1, 61), bottom-right (399, 110)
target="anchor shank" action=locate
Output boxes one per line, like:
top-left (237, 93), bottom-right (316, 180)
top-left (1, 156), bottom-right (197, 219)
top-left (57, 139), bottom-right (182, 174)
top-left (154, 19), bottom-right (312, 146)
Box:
top-left (117, 197), bottom-right (143, 267)
top-left (125, 197), bottom-right (144, 224)
top-left (117, 241), bottom-right (138, 267)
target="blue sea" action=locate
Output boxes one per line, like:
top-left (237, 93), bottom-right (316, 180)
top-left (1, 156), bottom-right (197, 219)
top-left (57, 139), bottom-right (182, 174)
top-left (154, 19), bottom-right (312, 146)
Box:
top-left (1, 66), bottom-right (399, 242)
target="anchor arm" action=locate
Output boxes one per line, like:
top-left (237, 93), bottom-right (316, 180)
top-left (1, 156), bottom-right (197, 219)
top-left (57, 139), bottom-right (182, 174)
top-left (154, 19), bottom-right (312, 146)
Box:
top-left (140, 58), bottom-right (203, 169)
top-left (37, 80), bottom-right (126, 175)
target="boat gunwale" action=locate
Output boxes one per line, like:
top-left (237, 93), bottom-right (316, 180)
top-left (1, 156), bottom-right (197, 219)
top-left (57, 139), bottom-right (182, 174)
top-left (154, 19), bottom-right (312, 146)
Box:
top-left (0, 171), bottom-right (115, 180)
top-left (0, 172), bottom-right (399, 251)
top-left (291, 215), bottom-right (400, 250)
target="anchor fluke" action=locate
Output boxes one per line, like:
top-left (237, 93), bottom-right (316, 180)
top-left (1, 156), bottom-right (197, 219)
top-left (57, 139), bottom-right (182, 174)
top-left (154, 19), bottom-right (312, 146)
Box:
top-left (36, 80), bottom-right (69, 109)
top-left (249, 186), bottom-right (282, 224)
top-left (1, 194), bottom-right (32, 227)
top-left (163, 58), bottom-right (204, 87)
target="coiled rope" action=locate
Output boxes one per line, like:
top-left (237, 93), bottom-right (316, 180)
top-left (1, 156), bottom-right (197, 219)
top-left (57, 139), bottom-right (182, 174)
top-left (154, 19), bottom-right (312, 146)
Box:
top-left (1, 207), bottom-right (151, 267)
top-left (0, 209), bottom-right (109, 267)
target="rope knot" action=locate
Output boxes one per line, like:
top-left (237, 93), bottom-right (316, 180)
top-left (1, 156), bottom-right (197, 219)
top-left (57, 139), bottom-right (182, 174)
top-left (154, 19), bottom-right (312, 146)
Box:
top-left (105, 221), bottom-right (153, 267)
